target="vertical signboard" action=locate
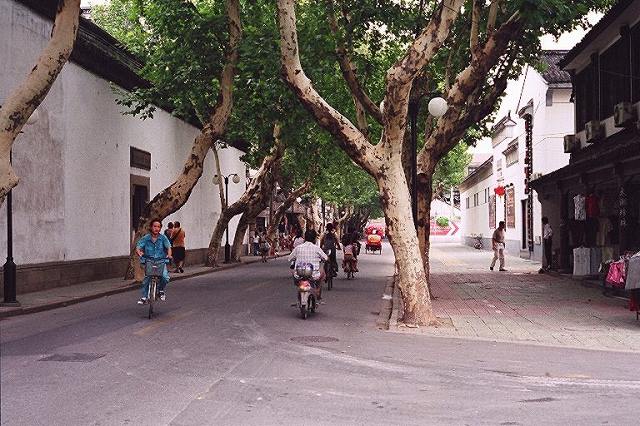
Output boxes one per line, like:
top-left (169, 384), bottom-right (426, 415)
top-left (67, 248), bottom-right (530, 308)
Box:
top-left (506, 187), bottom-right (516, 228)
top-left (489, 194), bottom-right (496, 229)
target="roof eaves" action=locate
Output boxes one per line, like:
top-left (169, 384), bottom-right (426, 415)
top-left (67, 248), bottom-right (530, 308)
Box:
top-left (559, 0), bottom-right (636, 69)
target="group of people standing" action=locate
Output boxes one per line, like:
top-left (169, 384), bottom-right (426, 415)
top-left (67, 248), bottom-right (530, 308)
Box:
top-left (164, 221), bottom-right (186, 273)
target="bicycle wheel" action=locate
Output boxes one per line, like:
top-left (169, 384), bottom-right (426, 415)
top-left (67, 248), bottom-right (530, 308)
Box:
top-left (148, 278), bottom-right (156, 319)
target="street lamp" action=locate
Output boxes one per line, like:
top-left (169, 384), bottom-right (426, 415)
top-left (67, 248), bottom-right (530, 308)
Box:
top-left (2, 108), bottom-right (40, 306)
top-left (409, 95), bottom-right (448, 228)
top-left (213, 173), bottom-right (240, 263)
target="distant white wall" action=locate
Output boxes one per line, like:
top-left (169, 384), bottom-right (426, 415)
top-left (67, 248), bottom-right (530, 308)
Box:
top-left (0, 0), bottom-right (246, 264)
top-left (460, 63), bottom-right (574, 259)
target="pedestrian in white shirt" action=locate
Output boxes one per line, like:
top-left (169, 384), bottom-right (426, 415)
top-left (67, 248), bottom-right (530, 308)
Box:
top-left (542, 217), bottom-right (553, 270)
top-left (490, 221), bottom-right (507, 271)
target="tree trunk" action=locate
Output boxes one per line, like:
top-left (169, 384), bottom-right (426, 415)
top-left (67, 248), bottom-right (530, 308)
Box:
top-left (378, 161), bottom-right (436, 326)
top-left (127, 132), bottom-right (214, 280)
top-left (0, 0), bottom-right (81, 205)
top-left (230, 211), bottom-right (252, 261)
top-left (277, 0), bottom-right (464, 326)
top-left (266, 180), bottom-right (311, 248)
top-left (205, 128), bottom-right (284, 266)
top-left (126, 0), bottom-right (241, 279)
top-left (416, 173), bottom-right (434, 292)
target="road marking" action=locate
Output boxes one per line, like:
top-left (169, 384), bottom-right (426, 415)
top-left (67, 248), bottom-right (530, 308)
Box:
top-left (134, 310), bottom-right (195, 336)
top-left (243, 283), bottom-right (264, 292)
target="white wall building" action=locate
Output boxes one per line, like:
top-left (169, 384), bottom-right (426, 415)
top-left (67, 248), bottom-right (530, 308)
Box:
top-left (0, 0), bottom-right (247, 294)
top-left (459, 51), bottom-right (574, 260)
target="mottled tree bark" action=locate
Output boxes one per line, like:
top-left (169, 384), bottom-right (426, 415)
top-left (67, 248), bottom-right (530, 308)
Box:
top-left (126, 0), bottom-right (241, 280)
top-left (206, 132), bottom-right (284, 266)
top-left (410, 13), bottom-right (522, 293)
top-left (266, 180), bottom-right (311, 248)
top-left (0, 0), bottom-right (81, 206)
top-left (278, 0), bottom-right (464, 325)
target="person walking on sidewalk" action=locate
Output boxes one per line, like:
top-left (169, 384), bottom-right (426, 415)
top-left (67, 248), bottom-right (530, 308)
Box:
top-left (171, 221), bottom-right (186, 273)
top-left (490, 221), bottom-right (507, 271)
top-left (542, 217), bottom-right (553, 270)
top-left (135, 219), bottom-right (172, 304)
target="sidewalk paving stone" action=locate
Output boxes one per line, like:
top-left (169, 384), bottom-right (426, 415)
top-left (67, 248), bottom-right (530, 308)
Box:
top-left (390, 242), bottom-right (640, 352)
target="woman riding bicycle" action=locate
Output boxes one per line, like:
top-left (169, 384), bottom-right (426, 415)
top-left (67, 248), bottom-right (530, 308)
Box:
top-left (135, 219), bottom-right (172, 305)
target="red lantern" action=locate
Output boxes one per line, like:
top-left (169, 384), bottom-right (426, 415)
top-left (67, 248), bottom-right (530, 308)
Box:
top-left (494, 186), bottom-right (506, 197)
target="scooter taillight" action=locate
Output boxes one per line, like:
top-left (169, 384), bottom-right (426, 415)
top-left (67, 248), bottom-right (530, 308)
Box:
top-left (298, 281), bottom-right (311, 291)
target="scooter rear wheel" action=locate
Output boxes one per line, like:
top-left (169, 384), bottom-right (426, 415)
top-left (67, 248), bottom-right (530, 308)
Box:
top-left (300, 305), bottom-right (308, 319)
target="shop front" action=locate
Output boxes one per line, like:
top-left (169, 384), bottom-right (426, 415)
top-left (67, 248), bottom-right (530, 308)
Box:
top-left (531, 129), bottom-right (640, 276)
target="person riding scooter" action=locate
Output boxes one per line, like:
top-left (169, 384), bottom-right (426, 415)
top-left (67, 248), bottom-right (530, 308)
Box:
top-left (288, 229), bottom-right (328, 299)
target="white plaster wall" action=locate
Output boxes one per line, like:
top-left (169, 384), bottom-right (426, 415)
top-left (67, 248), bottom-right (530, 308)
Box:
top-left (462, 63), bottom-right (574, 257)
top-left (0, 0), bottom-right (246, 264)
top-left (460, 176), bottom-right (494, 240)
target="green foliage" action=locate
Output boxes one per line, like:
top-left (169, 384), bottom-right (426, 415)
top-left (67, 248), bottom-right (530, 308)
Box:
top-left (433, 141), bottom-right (472, 191)
top-left (93, 0), bottom-right (381, 213)
top-left (436, 216), bottom-right (449, 227)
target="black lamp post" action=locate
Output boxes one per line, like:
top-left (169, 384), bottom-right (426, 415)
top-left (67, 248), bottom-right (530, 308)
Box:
top-left (2, 150), bottom-right (19, 306)
top-left (408, 94), bottom-right (448, 229)
top-left (2, 108), bottom-right (38, 306)
top-left (214, 173), bottom-right (239, 263)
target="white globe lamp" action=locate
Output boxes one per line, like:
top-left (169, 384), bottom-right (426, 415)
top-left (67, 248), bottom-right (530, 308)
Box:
top-left (427, 97), bottom-right (448, 117)
top-left (296, 197), bottom-right (302, 203)
top-left (232, 174), bottom-right (241, 184)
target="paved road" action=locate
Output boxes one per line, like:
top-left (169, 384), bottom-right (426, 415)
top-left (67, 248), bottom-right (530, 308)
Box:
top-left (2, 243), bottom-right (640, 425)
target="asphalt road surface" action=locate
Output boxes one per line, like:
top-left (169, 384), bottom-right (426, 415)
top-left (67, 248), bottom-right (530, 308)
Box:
top-left (2, 243), bottom-right (640, 425)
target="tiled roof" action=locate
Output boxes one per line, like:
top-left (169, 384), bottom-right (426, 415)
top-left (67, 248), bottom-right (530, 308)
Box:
top-left (559, 0), bottom-right (636, 69)
top-left (540, 50), bottom-right (571, 84)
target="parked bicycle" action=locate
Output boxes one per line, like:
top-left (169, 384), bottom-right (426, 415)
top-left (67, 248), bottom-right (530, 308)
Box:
top-left (472, 234), bottom-right (483, 250)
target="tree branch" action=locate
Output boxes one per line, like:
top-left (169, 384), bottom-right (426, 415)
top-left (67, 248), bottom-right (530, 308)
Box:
top-left (325, 0), bottom-right (383, 124)
top-left (487, 0), bottom-right (501, 34)
top-left (0, 0), bottom-right (81, 203)
top-left (417, 14), bottom-right (522, 175)
top-left (382, 0), bottom-right (464, 151)
top-left (277, 0), bottom-right (378, 175)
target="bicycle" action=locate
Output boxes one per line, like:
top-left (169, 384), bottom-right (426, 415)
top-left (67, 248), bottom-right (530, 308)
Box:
top-left (142, 257), bottom-right (168, 319)
top-left (324, 250), bottom-right (336, 291)
top-left (472, 234), bottom-right (484, 250)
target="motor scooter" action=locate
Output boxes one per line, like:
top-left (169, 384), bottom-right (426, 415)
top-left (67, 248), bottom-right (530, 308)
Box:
top-left (294, 263), bottom-right (318, 319)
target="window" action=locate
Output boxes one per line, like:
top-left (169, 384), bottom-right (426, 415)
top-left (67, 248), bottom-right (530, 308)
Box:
top-left (484, 188), bottom-right (490, 203)
top-left (473, 193), bottom-right (479, 207)
top-left (574, 65), bottom-right (596, 129)
top-left (466, 197), bottom-right (470, 209)
top-left (505, 149), bottom-right (518, 167)
top-left (546, 88), bottom-right (553, 106)
top-left (600, 37), bottom-right (630, 119)
top-left (130, 147), bottom-right (151, 170)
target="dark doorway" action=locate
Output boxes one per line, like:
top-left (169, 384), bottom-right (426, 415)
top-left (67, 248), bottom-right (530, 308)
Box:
top-left (131, 184), bottom-right (148, 230)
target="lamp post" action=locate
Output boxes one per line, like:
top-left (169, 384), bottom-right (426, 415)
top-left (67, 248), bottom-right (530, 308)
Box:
top-left (213, 172), bottom-right (240, 263)
top-left (2, 108), bottom-right (39, 306)
top-left (408, 95), bottom-right (448, 228)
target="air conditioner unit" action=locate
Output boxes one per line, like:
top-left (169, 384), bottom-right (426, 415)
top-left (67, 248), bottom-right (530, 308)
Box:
top-left (614, 102), bottom-right (637, 128)
top-left (532, 172), bottom-right (543, 180)
top-left (563, 134), bottom-right (579, 152)
top-left (585, 120), bottom-right (604, 143)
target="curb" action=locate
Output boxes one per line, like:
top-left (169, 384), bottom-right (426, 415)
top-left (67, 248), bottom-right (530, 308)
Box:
top-left (0, 253), bottom-right (288, 319)
top-left (376, 275), bottom-right (396, 330)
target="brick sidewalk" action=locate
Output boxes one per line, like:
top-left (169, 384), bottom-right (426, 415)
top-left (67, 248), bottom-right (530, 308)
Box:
top-left (390, 243), bottom-right (640, 352)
